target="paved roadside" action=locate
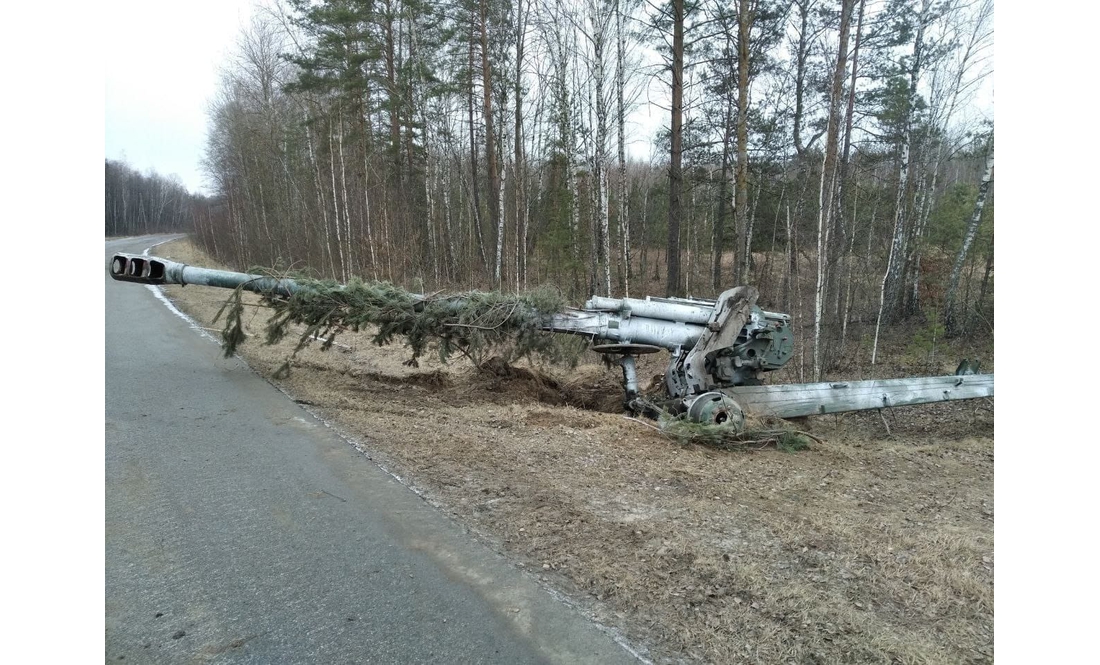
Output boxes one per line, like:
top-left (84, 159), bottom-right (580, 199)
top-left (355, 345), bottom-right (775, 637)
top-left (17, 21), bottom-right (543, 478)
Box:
top-left (105, 235), bottom-right (641, 664)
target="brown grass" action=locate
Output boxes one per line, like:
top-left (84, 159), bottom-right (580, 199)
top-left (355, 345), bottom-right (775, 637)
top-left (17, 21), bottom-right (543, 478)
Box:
top-left (150, 238), bottom-right (994, 664)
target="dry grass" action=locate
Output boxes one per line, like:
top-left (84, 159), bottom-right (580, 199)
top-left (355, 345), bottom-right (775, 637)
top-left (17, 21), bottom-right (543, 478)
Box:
top-left (149, 239), bottom-right (994, 664)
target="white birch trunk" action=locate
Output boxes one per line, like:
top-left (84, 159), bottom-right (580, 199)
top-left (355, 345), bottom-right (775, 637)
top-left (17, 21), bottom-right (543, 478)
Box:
top-left (813, 0), bottom-right (853, 380)
top-left (590, 4), bottom-right (612, 297)
top-left (943, 144), bottom-right (994, 330)
top-left (328, 122), bottom-right (346, 282)
top-left (784, 204), bottom-right (793, 312)
top-left (813, 146), bottom-right (833, 382)
top-left (336, 116), bottom-right (354, 278)
top-left (616, 0), bottom-right (629, 296)
top-left (741, 180), bottom-right (761, 282)
top-left (495, 164), bottom-right (506, 286)
top-left (873, 183), bottom-right (905, 366)
top-left (600, 166), bottom-right (610, 296)
top-left (907, 166), bottom-right (938, 311)
top-left (363, 153), bottom-right (377, 280)
top-left (304, 116), bottom-right (336, 278)
top-left (427, 151), bottom-right (439, 285)
top-left (884, 0), bottom-right (930, 319)
top-left (442, 171), bottom-right (457, 281)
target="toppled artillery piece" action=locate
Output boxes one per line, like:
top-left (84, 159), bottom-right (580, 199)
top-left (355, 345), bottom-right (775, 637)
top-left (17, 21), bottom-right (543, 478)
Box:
top-left (110, 253), bottom-right (994, 432)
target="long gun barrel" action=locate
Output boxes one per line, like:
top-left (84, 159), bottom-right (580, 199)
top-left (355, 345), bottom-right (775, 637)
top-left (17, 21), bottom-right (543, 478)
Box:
top-left (112, 254), bottom-right (304, 297)
top-left (110, 254), bottom-right (704, 347)
top-left (110, 253), bottom-right (992, 431)
top-left (111, 255), bottom-right (711, 350)
top-left (110, 253), bottom-right (777, 358)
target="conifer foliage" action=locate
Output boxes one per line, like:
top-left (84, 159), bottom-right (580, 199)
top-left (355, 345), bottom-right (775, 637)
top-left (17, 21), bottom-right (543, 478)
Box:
top-left (214, 274), bottom-right (583, 371)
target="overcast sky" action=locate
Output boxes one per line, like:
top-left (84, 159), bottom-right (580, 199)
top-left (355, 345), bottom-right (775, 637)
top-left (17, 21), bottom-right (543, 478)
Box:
top-left (105, 0), bottom-right (257, 195)
top-left (104, 0), bottom-right (990, 198)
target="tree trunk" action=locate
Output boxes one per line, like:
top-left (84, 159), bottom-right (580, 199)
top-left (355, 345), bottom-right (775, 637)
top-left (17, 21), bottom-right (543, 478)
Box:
top-left (975, 230), bottom-right (993, 320)
top-left (792, 0), bottom-right (812, 156)
top-left (515, 0), bottom-right (528, 292)
top-left (741, 179), bottom-right (761, 283)
top-left (336, 114), bottom-right (354, 277)
top-left (944, 142), bottom-right (993, 334)
top-left (327, 119), bottom-right (347, 282)
top-left (666, 0), bottom-right (684, 297)
top-left (467, 26), bottom-right (489, 273)
top-left (732, 0), bottom-right (752, 285)
top-left (496, 164), bottom-right (507, 286)
top-left (384, 1), bottom-right (401, 177)
top-left (481, 0), bottom-right (501, 285)
top-left (812, 0), bottom-right (854, 381)
top-left (713, 114), bottom-right (732, 290)
top-left (616, 0), bottom-right (629, 296)
top-left (830, 0), bottom-right (865, 337)
top-left (882, 0), bottom-right (931, 322)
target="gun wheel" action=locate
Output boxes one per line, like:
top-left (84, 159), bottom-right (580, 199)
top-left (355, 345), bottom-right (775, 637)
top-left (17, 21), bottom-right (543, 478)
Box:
top-left (591, 343), bottom-right (662, 356)
top-left (686, 392), bottom-right (746, 432)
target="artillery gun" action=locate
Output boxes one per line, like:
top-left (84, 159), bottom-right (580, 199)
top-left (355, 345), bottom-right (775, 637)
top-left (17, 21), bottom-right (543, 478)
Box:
top-left (110, 252), bottom-right (993, 432)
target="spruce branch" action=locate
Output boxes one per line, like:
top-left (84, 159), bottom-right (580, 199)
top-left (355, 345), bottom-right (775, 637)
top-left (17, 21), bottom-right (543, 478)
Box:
top-left (212, 272), bottom-right (586, 372)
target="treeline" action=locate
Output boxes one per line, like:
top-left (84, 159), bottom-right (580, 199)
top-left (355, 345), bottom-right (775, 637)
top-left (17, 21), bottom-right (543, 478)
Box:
top-left (104, 159), bottom-right (206, 236)
top-left (196, 0), bottom-right (994, 377)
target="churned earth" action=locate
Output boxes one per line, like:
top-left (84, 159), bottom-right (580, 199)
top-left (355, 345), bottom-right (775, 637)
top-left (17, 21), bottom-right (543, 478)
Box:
top-left (152, 238), bottom-right (994, 664)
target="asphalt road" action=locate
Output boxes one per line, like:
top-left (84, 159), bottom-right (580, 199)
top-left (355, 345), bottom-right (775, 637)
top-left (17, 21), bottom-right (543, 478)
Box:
top-left (105, 236), bottom-right (639, 664)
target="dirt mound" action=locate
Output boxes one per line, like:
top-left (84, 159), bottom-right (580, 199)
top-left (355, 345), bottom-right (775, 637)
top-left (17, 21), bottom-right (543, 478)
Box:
top-left (470, 357), bottom-right (624, 413)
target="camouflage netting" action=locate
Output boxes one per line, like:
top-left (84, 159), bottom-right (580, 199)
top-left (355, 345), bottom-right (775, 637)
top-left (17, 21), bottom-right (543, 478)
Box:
top-left (213, 272), bottom-right (588, 373)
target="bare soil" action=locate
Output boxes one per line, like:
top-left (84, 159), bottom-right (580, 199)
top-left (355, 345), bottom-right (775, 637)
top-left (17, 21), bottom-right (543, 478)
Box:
top-left (152, 239), bottom-right (994, 664)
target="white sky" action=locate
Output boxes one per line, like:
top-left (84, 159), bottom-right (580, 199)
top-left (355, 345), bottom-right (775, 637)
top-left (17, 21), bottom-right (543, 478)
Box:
top-left (104, 0), bottom-right (990, 196)
top-left (105, 0), bottom-right (257, 195)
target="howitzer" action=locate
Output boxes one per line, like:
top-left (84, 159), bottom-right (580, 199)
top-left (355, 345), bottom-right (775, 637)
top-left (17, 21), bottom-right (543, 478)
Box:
top-left (111, 253), bottom-right (993, 432)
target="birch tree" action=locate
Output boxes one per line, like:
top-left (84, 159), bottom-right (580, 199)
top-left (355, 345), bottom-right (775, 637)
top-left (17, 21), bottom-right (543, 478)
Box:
top-left (667, 0), bottom-right (686, 296)
top-left (943, 138), bottom-right (992, 334)
top-left (812, 0), bottom-right (855, 381)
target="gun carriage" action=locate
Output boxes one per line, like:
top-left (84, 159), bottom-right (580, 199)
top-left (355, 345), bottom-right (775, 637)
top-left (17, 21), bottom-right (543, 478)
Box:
top-left (110, 252), bottom-right (993, 432)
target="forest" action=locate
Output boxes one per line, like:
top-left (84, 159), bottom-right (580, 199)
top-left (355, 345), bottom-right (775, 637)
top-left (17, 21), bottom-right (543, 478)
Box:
top-left (104, 159), bottom-right (208, 237)
top-left (108, 0), bottom-right (994, 380)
